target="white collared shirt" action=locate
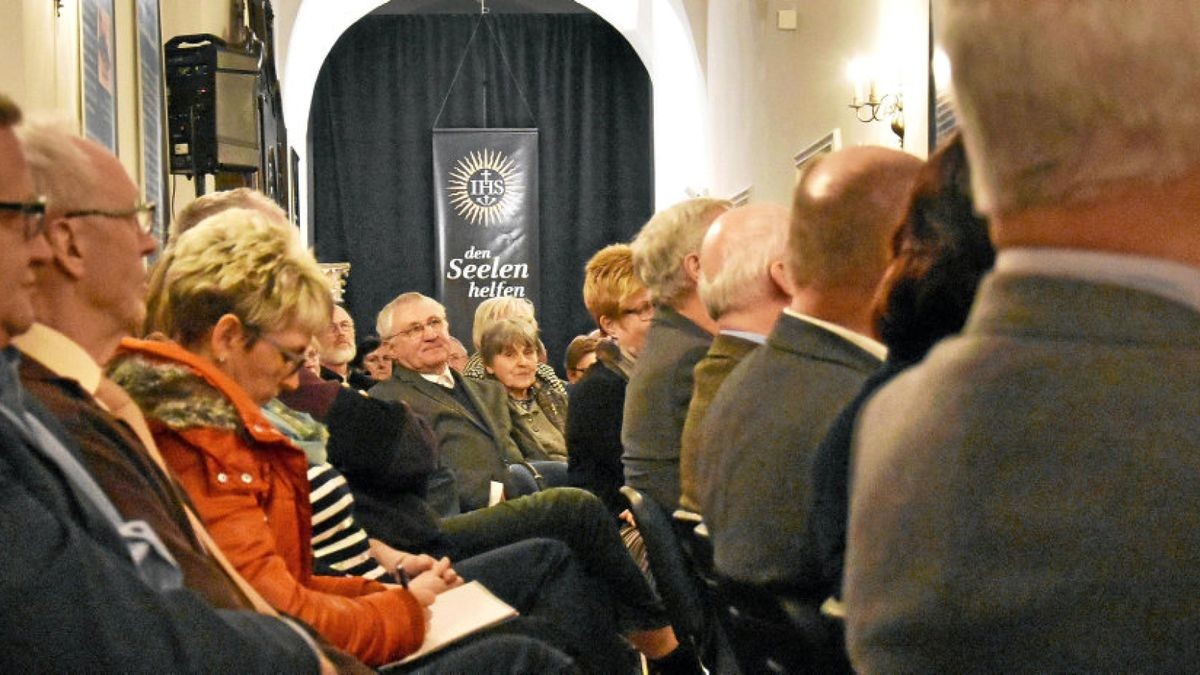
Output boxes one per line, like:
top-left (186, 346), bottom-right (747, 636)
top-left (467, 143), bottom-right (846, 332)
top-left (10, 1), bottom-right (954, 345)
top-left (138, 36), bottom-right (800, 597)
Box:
top-left (420, 366), bottom-right (456, 389)
top-left (783, 308), bottom-right (888, 360)
top-left (996, 248), bottom-right (1200, 315)
top-left (720, 329), bottom-right (768, 345)
top-left (12, 323), bottom-right (104, 399)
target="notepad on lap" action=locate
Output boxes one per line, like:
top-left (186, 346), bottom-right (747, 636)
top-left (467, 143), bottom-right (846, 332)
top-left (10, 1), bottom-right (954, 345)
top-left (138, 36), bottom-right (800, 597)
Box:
top-left (398, 580), bottom-right (519, 664)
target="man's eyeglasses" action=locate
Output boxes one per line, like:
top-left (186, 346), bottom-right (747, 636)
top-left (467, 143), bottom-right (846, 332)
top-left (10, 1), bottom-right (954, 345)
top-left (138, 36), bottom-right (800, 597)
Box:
top-left (64, 201), bottom-right (157, 235)
top-left (386, 316), bottom-right (447, 341)
top-left (0, 198), bottom-right (47, 240)
top-left (325, 320), bottom-right (354, 335)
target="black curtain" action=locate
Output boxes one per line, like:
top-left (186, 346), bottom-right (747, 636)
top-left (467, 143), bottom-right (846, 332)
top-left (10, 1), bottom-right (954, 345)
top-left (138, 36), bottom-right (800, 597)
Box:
top-left (309, 13), bottom-right (654, 371)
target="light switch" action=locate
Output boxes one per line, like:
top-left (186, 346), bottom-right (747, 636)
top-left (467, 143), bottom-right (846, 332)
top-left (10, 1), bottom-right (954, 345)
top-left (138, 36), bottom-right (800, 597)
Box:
top-left (778, 9), bottom-right (798, 31)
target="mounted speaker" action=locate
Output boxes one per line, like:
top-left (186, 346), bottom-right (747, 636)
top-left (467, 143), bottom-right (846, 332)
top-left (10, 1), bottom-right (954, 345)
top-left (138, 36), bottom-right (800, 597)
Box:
top-left (165, 34), bottom-right (261, 175)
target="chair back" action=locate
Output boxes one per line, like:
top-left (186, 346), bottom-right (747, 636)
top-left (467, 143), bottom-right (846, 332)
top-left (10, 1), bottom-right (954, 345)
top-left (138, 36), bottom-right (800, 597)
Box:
top-left (506, 463), bottom-right (541, 497)
top-left (619, 486), bottom-right (709, 652)
top-left (527, 460), bottom-right (569, 489)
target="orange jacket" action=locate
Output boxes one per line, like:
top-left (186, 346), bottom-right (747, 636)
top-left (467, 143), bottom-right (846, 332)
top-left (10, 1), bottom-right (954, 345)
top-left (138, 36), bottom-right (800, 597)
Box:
top-left (112, 338), bottom-right (425, 666)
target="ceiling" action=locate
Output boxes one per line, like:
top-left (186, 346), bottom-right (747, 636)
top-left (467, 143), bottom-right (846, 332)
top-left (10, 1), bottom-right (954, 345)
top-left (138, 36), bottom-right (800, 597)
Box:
top-left (371, 0), bottom-right (592, 14)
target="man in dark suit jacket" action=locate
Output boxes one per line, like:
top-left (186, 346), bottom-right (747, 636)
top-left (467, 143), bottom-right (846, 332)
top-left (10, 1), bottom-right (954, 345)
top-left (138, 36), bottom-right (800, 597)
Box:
top-left (622, 197), bottom-right (729, 510)
top-left (0, 94), bottom-right (325, 673)
top-left (698, 147), bottom-right (920, 596)
top-left (371, 292), bottom-right (550, 512)
top-left (845, 3), bottom-right (1200, 672)
top-left (678, 203), bottom-right (791, 513)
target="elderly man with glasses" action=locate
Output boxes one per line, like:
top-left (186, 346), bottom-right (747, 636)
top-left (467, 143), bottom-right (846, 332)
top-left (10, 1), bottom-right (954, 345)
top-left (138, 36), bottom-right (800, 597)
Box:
top-left (372, 292), bottom-right (550, 513)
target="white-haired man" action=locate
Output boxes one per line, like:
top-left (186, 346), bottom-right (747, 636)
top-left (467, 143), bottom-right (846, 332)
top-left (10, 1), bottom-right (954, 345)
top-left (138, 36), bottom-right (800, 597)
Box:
top-left (844, 2), bottom-right (1200, 672)
top-left (622, 197), bottom-right (729, 510)
top-left (677, 203), bottom-right (791, 513)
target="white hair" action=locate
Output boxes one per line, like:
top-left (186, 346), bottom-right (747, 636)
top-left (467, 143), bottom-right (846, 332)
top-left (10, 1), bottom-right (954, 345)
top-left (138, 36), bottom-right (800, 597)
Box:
top-left (631, 197), bottom-right (731, 308)
top-left (376, 291), bottom-right (437, 338)
top-left (939, 0), bottom-right (1200, 214)
top-left (697, 204), bottom-right (790, 320)
top-left (17, 119), bottom-right (102, 212)
top-left (471, 296), bottom-right (536, 351)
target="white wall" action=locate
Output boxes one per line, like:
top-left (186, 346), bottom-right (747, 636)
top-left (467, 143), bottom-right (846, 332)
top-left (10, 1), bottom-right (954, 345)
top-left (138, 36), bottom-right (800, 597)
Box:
top-left (705, 0), bottom-right (928, 206)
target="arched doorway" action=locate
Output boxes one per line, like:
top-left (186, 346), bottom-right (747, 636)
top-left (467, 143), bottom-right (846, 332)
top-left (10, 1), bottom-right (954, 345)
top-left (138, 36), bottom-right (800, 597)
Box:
top-left (281, 0), bottom-right (709, 242)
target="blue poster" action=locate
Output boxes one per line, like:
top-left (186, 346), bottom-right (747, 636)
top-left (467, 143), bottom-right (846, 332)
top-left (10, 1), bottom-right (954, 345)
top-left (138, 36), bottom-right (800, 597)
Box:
top-left (81, 0), bottom-right (118, 151)
top-left (136, 0), bottom-right (166, 247)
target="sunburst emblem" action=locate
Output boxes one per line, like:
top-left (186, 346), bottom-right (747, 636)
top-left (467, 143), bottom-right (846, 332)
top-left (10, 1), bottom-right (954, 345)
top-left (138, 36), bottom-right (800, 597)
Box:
top-left (447, 148), bottom-right (524, 227)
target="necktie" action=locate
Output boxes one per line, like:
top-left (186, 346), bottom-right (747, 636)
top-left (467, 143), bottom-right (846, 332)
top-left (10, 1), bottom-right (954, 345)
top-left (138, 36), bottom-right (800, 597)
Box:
top-left (94, 377), bottom-right (279, 616)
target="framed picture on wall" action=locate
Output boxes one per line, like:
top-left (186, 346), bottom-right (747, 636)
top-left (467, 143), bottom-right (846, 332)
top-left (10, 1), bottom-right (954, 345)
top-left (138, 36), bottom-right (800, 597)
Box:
top-left (794, 128), bottom-right (842, 180)
top-left (80, 0), bottom-right (118, 152)
top-left (135, 0), bottom-right (168, 248)
top-left (929, 0), bottom-right (957, 152)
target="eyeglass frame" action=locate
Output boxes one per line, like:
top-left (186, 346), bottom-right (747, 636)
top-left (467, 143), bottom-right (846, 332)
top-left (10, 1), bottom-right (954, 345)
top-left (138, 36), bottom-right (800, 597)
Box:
top-left (242, 323), bottom-right (308, 377)
top-left (618, 300), bottom-right (655, 320)
top-left (64, 201), bottom-right (157, 235)
top-left (325, 319), bottom-right (355, 335)
top-left (0, 197), bottom-right (47, 240)
top-left (385, 315), bottom-right (448, 342)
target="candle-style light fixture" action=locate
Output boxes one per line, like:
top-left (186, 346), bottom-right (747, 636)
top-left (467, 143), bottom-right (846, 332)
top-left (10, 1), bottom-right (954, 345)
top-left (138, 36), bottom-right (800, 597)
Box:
top-left (319, 262), bottom-right (351, 303)
top-left (847, 57), bottom-right (905, 146)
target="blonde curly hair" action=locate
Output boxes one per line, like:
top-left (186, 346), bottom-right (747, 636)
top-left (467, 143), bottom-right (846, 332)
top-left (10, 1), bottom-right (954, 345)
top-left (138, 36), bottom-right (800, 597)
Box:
top-left (152, 207), bottom-right (332, 346)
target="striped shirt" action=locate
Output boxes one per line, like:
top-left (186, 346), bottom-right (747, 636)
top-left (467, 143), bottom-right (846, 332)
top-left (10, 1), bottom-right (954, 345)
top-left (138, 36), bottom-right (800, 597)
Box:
top-left (307, 462), bottom-right (387, 581)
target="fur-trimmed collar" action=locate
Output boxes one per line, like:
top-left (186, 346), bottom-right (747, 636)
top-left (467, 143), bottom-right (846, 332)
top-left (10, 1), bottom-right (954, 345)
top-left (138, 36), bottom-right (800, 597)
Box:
top-left (109, 352), bottom-right (239, 432)
top-left (109, 338), bottom-right (293, 447)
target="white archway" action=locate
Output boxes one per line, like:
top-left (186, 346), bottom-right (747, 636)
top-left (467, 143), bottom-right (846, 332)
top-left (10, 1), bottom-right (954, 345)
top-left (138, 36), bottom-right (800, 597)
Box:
top-left (280, 0), bottom-right (709, 242)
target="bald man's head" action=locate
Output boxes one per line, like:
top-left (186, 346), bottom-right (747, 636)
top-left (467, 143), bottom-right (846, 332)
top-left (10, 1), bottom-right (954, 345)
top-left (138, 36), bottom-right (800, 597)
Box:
top-left (788, 146), bottom-right (922, 292)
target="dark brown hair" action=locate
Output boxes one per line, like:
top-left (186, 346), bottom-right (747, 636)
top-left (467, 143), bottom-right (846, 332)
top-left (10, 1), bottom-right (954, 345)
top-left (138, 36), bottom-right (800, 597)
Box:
top-left (872, 132), bottom-right (995, 363)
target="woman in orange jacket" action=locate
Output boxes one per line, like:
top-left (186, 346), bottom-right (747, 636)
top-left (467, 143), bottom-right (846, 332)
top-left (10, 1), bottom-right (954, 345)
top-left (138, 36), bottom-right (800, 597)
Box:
top-left (109, 208), bottom-right (428, 666)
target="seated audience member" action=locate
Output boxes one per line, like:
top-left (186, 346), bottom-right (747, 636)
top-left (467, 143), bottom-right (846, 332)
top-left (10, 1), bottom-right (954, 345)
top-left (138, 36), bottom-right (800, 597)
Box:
top-left (678, 203), bottom-right (791, 513)
top-left (481, 318), bottom-right (569, 461)
top-left (462, 296), bottom-right (568, 414)
top-left (566, 244), bottom-right (652, 515)
top-left (809, 132), bottom-right (993, 600)
top-left (372, 293), bottom-right (554, 512)
top-left (303, 336), bottom-right (323, 377)
top-left (260, 397), bottom-right (395, 581)
top-left (109, 209), bottom-right (431, 666)
top-left (351, 334), bottom-right (392, 382)
top-left (845, 3), bottom-right (1200, 672)
top-left (697, 147), bottom-right (919, 602)
top-left (319, 305), bottom-right (376, 391)
top-left (0, 94), bottom-right (331, 673)
top-left (144, 186), bottom-right (286, 337)
top-left (446, 335), bottom-right (470, 373)
top-left (623, 198), bottom-right (729, 510)
top-left (563, 334), bottom-right (600, 385)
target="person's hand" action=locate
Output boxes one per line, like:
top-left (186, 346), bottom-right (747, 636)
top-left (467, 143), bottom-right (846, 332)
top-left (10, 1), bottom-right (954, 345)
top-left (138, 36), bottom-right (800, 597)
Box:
top-left (409, 570), bottom-right (450, 597)
top-left (619, 509), bottom-right (637, 528)
top-left (400, 554), bottom-right (462, 588)
top-left (426, 555), bottom-right (464, 588)
top-left (406, 585), bottom-right (437, 628)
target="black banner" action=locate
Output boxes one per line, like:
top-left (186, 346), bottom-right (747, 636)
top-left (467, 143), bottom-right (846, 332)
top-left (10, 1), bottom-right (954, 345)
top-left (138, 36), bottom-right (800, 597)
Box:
top-left (433, 129), bottom-right (539, 345)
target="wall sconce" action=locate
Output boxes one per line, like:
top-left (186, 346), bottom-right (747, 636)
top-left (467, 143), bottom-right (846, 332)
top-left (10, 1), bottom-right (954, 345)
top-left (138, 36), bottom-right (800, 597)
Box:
top-left (847, 57), bottom-right (905, 146)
